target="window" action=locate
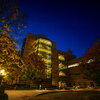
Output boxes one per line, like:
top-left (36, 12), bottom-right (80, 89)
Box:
top-left (34, 38), bottom-right (52, 79)
top-left (59, 71), bottom-right (66, 76)
top-left (59, 63), bottom-right (65, 68)
top-left (58, 54), bottom-right (65, 61)
top-left (38, 48), bottom-right (51, 53)
top-left (39, 38), bottom-right (52, 45)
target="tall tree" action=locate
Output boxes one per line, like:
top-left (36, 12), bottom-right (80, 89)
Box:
top-left (0, 0), bottom-right (26, 42)
top-left (0, 33), bottom-right (23, 84)
top-left (81, 41), bottom-right (100, 86)
top-left (81, 61), bottom-right (100, 86)
top-left (84, 41), bottom-right (100, 61)
top-left (22, 52), bottom-right (46, 85)
top-left (0, 0), bottom-right (25, 83)
top-left (66, 49), bottom-right (76, 62)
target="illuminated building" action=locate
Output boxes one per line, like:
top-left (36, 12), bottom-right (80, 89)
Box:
top-left (66, 58), bottom-right (95, 87)
top-left (22, 33), bottom-right (93, 88)
top-left (22, 33), bottom-right (71, 87)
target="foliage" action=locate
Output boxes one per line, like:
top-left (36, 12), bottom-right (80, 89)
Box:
top-left (0, 0), bottom-right (26, 84)
top-left (84, 41), bottom-right (100, 61)
top-left (0, 33), bottom-right (23, 83)
top-left (22, 52), bottom-right (46, 84)
top-left (81, 61), bottom-right (100, 85)
top-left (66, 50), bottom-right (76, 62)
top-left (0, 0), bottom-right (26, 42)
top-left (59, 68), bottom-right (71, 83)
top-left (81, 41), bottom-right (100, 85)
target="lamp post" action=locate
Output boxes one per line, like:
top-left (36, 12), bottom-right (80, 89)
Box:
top-left (0, 69), bottom-right (8, 100)
top-left (0, 69), bottom-right (6, 84)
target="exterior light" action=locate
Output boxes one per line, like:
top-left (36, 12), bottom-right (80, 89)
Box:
top-left (0, 69), bottom-right (6, 76)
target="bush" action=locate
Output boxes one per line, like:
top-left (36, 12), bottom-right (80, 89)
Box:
top-left (0, 93), bottom-right (8, 100)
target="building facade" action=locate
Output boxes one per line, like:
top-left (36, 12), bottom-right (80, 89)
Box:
top-left (66, 58), bottom-right (96, 88)
top-left (22, 33), bottom-right (94, 88)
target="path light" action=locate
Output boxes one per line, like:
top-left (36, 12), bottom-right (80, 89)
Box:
top-left (0, 69), bottom-right (6, 76)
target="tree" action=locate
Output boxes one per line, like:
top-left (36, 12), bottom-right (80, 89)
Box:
top-left (84, 41), bottom-right (100, 61)
top-left (59, 68), bottom-right (72, 87)
top-left (0, 0), bottom-right (25, 84)
top-left (0, 33), bottom-right (23, 84)
top-left (81, 61), bottom-right (100, 86)
top-left (22, 52), bottom-right (46, 85)
top-left (0, 0), bottom-right (26, 42)
top-left (66, 49), bottom-right (76, 62)
top-left (81, 41), bottom-right (100, 86)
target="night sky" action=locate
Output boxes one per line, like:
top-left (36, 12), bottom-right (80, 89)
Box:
top-left (20, 0), bottom-right (100, 57)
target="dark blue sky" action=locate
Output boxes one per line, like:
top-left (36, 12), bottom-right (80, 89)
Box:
top-left (20, 0), bottom-right (100, 57)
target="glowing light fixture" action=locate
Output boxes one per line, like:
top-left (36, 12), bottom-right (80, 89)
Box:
top-left (0, 69), bottom-right (6, 75)
top-left (68, 63), bottom-right (79, 68)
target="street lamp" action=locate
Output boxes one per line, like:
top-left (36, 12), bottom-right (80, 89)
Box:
top-left (0, 69), bottom-right (8, 100)
top-left (0, 69), bottom-right (6, 76)
top-left (0, 69), bottom-right (6, 84)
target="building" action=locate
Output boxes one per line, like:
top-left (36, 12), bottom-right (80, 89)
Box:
top-left (21, 33), bottom-right (73, 87)
top-left (66, 58), bottom-right (95, 88)
top-left (21, 33), bottom-right (94, 88)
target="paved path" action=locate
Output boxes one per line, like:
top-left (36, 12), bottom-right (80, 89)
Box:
top-left (32, 91), bottom-right (100, 100)
top-left (5, 89), bottom-right (100, 100)
top-left (5, 90), bottom-right (67, 100)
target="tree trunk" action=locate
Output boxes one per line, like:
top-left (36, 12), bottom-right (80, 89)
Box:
top-left (0, 76), bottom-right (3, 84)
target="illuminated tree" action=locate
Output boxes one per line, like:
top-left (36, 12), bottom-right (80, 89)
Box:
top-left (0, 33), bottom-right (23, 84)
top-left (0, 0), bottom-right (25, 84)
top-left (22, 53), bottom-right (46, 85)
top-left (59, 68), bottom-right (72, 87)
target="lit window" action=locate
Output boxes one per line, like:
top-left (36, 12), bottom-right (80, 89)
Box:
top-left (39, 44), bottom-right (51, 50)
top-left (59, 63), bottom-right (65, 68)
top-left (58, 54), bottom-right (65, 61)
top-left (38, 48), bottom-right (51, 53)
top-left (39, 38), bottom-right (52, 45)
top-left (42, 58), bottom-right (51, 63)
top-left (59, 71), bottom-right (66, 76)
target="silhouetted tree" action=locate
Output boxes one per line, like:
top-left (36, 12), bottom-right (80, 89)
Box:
top-left (84, 41), bottom-right (100, 61)
top-left (66, 49), bottom-right (76, 62)
top-left (81, 61), bottom-right (100, 86)
top-left (0, 0), bottom-right (26, 41)
top-left (81, 41), bottom-right (100, 86)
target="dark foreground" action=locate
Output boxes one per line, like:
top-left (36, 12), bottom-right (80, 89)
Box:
top-left (6, 90), bottom-right (100, 100)
top-left (32, 91), bottom-right (100, 100)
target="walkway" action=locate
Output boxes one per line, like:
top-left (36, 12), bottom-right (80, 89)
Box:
top-left (5, 89), bottom-right (100, 100)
